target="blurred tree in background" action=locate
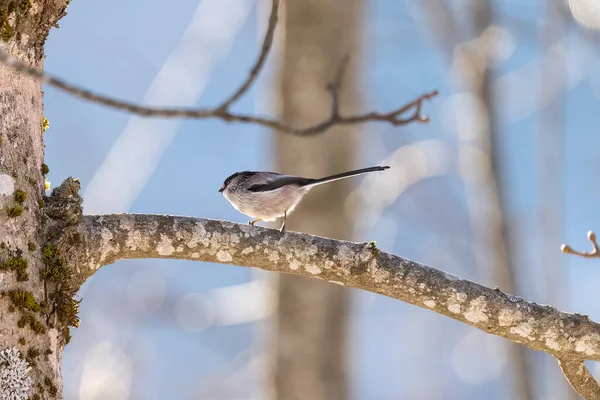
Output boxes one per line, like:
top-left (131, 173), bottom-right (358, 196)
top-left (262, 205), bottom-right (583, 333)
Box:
top-left (271, 0), bottom-right (361, 398)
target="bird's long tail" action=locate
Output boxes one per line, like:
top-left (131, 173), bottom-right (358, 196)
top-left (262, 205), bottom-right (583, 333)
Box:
top-left (302, 166), bottom-right (390, 188)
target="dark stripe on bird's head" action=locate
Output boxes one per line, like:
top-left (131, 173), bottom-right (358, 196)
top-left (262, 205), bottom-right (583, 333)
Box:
top-left (219, 171), bottom-right (259, 192)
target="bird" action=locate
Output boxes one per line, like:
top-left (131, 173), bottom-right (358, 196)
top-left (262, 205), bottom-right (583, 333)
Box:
top-left (219, 166), bottom-right (390, 232)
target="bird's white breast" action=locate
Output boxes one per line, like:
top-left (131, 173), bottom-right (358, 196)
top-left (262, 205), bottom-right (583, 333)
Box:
top-left (224, 185), bottom-right (309, 221)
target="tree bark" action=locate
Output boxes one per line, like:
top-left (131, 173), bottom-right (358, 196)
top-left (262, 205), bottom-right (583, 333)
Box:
top-left (73, 212), bottom-right (600, 366)
top-left (0, 1), bottom-right (71, 398)
top-left (270, 0), bottom-right (361, 399)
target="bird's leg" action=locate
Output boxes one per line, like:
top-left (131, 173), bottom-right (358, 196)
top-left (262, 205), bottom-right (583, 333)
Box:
top-left (280, 211), bottom-right (287, 233)
top-left (248, 218), bottom-right (262, 226)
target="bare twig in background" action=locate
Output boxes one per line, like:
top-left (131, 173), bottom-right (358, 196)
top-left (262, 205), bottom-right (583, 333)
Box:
top-left (558, 359), bottom-right (600, 400)
top-left (562, 231), bottom-right (600, 258)
top-left (325, 54), bottom-right (350, 120)
top-left (216, 0), bottom-right (279, 110)
top-left (0, 0), bottom-right (437, 136)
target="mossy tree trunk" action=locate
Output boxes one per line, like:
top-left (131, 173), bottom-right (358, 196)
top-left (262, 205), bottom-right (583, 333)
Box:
top-left (0, 1), bottom-right (72, 398)
top-left (270, 0), bottom-right (361, 399)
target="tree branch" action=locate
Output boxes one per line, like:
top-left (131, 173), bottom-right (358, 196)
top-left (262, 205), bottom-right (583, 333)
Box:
top-left (71, 213), bottom-right (600, 364)
top-left (562, 231), bottom-right (600, 258)
top-left (558, 359), bottom-right (600, 399)
top-left (0, 0), bottom-right (438, 136)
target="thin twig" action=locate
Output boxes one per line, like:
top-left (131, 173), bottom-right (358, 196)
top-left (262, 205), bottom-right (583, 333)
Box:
top-left (217, 0), bottom-right (280, 110)
top-left (326, 54), bottom-right (350, 119)
top-left (558, 359), bottom-right (600, 400)
top-left (0, 0), bottom-right (438, 136)
top-left (561, 231), bottom-right (600, 258)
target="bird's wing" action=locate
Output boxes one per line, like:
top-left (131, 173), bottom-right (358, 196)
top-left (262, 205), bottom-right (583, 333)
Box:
top-left (247, 174), bottom-right (315, 192)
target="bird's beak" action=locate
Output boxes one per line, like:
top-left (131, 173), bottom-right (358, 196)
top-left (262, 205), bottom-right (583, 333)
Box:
top-left (218, 187), bottom-right (224, 193)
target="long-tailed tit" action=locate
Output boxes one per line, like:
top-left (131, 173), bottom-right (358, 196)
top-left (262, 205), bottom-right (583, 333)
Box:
top-left (219, 166), bottom-right (390, 232)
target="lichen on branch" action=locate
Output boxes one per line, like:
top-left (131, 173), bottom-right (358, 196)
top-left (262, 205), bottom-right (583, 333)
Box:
top-left (74, 212), bottom-right (600, 366)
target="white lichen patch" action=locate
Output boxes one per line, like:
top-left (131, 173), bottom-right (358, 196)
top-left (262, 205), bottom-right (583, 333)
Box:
top-left (0, 174), bottom-right (15, 197)
top-left (187, 222), bottom-right (208, 248)
top-left (330, 281), bottom-right (345, 286)
top-left (305, 264), bottom-right (322, 275)
top-left (125, 230), bottom-right (144, 251)
top-left (424, 299), bottom-right (436, 308)
top-left (216, 250), bottom-right (232, 262)
top-left (18, 33), bottom-right (29, 47)
top-left (156, 235), bottom-right (175, 256)
top-left (335, 245), bottom-right (355, 268)
top-left (359, 248), bottom-right (373, 262)
top-left (447, 293), bottom-right (468, 314)
top-left (498, 309), bottom-right (522, 327)
top-left (241, 247), bottom-right (254, 255)
top-left (323, 260), bottom-right (335, 270)
top-left (0, 273), bottom-right (4, 284)
top-left (238, 224), bottom-right (259, 237)
top-left (543, 329), bottom-right (561, 351)
top-left (404, 272), bottom-right (419, 288)
top-left (101, 227), bottom-right (113, 241)
top-left (221, 221), bottom-right (237, 229)
top-left (119, 216), bottom-right (135, 231)
top-left (191, 252), bottom-right (200, 259)
top-left (0, 347), bottom-right (31, 400)
top-left (23, 0), bottom-right (38, 14)
top-left (98, 228), bottom-right (119, 265)
top-left (448, 303), bottom-right (461, 314)
top-left (48, 329), bottom-right (59, 373)
top-left (289, 260), bottom-right (301, 270)
top-left (207, 231), bottom-right (224, 252)
top-left (370, 260), bottom-right (391, 283)
top-left (264, 248), bottom-right (280, 263)
top-left (463, 296), bottom-right (489, 323)
top-left (575, 334), bottom-right (600, 356)
top-left (509, 321), bottom-right (534, 340)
